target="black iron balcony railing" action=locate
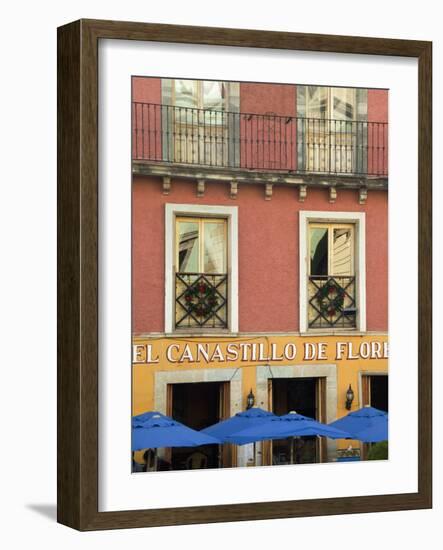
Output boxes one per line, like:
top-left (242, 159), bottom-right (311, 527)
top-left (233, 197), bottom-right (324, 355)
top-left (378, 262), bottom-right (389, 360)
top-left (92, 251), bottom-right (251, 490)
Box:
top-left (175, 273), bottom-right (228, 329)
top-left (308, 276), bottom-right (357, 329)
top-left (133, 102), bottom-right (388, 177)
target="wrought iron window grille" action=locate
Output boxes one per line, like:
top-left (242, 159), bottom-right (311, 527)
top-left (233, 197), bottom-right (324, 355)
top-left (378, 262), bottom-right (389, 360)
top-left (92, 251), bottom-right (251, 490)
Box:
top-left (308, 276), bottom-right (357, 329)
top-left (175, 273), bottom-right (228, 329)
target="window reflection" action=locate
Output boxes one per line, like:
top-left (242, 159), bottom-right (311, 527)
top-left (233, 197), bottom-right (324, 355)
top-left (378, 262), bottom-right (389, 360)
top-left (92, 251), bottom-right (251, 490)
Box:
top-left (178, 221), bottom-right (199, 272)
top-left (204, 222), bottom-right (226, 273)
top-left (174, 80), bottom-right (198, 109)
top-left (310, 227), bottom-right (328, 276)
top-left (332, 228), bottom-right (353, 276)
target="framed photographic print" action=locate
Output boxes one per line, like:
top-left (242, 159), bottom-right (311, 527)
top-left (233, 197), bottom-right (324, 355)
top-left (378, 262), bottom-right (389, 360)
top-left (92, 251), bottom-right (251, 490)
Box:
top-left (57, 19), bottom-right (432, 530)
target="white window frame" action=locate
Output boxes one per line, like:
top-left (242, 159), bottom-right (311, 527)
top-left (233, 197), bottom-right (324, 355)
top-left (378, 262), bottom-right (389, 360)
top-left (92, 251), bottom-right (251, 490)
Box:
top-left (165, 203), bottom-right (238, 334)
top-left (299, 210), bottom-right (366, 333)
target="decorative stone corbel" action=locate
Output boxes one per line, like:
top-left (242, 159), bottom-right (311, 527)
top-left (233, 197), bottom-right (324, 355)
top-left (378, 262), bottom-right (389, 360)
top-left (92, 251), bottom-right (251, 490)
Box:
top-left (196, 179), bottom-right (205, 198)
top-left (162, 176), bottom-right (171, 195)
top-left (329, 186), bottom-right (337, 203)
top-left (230, 180), bottom-right (238, 200)
top-left (359, 186), bottom-right (368, 205)
top-left (298, 184), bottom-right (307, 202)
top-left (265, 183), bottom-right (273, 200)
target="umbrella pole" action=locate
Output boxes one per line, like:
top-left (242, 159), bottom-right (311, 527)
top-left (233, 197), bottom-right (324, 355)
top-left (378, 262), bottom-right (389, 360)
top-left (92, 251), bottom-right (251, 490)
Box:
top-left (253, 442), bottom-right (256, 466)
top-left (154, 448), bottom-right (158, 471)
top-left (289, 437), bottom-right (294, 465)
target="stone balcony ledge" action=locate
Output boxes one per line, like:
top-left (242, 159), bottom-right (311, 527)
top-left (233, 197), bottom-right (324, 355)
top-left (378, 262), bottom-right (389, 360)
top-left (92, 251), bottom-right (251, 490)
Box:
top-left (132, 160), bottom-right (387, 203)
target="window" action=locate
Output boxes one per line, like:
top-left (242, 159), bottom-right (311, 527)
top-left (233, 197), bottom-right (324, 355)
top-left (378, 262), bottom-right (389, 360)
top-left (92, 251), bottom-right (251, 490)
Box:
top-left (299, 211), bottom-right (366, 332)
top-left (165, 204), bottom-right (238, 333)
top-left (176, 217), bottom-right (227, 330)
top-left (174, 80), bottom-right (226, 114)
top-left (172, 80), bottom-right (228, 166)
top-left (177, 217), bottom-right (227, 274)
top-left (305, 86), bottom-right (356, 121)
top-left (297, 86), bottom-right (368, 175)
top-left (308, 223), bottom-right (356, 329)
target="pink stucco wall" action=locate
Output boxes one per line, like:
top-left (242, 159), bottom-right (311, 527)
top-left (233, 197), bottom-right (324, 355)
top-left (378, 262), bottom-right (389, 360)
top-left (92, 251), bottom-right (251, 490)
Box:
top-left (132, 77), bottom-right (162, 161)
top-left (239, 83), bottom-right (297, 170)
top-left (132, 177), bottom-right (388, 334)
top-left (368, 89), bottom-right (388, 175)
top-left (368, 89), bottom-right (388, 122)
top-left (132, 76), bottom-right (162, 103)
top-left (240, 82), bottom-right (297, 116)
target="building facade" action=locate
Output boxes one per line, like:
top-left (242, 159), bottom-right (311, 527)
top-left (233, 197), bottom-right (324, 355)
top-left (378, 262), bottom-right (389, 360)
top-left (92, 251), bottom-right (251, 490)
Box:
top-left (132, 77), bottom-right (388, 468)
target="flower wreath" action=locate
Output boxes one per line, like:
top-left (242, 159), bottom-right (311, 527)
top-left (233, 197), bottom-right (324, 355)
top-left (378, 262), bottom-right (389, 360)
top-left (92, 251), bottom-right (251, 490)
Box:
top-left (316, 280), bottom-right (345, 317)
top-left (184, 281), bottom-right (219, 317)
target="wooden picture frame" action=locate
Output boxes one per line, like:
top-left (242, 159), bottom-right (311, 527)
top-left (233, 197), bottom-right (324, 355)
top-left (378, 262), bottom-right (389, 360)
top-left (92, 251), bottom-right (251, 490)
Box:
top-left (57, 19), bottom-right (432, 530)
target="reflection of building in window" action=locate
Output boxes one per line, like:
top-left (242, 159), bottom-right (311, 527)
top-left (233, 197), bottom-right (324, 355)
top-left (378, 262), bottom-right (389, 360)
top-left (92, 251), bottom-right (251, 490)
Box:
top-left (175, 217), bottom-right (228, 329)
top-left (174, 80), bottom-right (227, 111)
top-left (308, 223), bottom-right (356, 329)
top-left (298, 86), bottom-right (368, 174)
top-left (305, 86), bottom-right (356, 120)
top-left (172, 80), bottom-right (228, 166)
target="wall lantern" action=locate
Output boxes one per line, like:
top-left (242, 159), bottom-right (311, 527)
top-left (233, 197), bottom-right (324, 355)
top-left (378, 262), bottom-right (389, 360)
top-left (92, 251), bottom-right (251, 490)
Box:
top-left (246, 389), bottom-right (255, 409)
top-left (345, 384), bottom-right (355, 410)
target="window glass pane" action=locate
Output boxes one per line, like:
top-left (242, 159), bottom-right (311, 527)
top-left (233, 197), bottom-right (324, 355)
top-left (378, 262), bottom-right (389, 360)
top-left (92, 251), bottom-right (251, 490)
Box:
top-left (203, 81), bottom-right (226, 125)
top-left (203, 81), bottom-right (225, 110)
top-left (174, 80), bottom-right (198, 125)
top-left (174, 80), bottom-right (198, 108)
top-left (310, 227), bottom-right (328, 275)
top-left (204, 221), bottom-right (226, 273)
top-left (306, 86), bottom-right (328, 118)
top-left (177, 221), bottom-right (199, 272)
top-left (332, 88), bottom-right (355, 120)
top-left (331, 228), bottom-right (353, 275)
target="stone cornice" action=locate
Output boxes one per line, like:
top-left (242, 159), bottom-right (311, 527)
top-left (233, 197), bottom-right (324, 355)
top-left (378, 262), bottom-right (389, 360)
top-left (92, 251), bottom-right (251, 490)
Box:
top-left (133, 160), bottom-right (388, 195)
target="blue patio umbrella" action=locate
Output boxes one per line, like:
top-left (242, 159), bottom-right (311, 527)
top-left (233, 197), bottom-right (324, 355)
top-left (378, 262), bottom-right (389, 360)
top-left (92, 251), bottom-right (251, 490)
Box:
top-left (132, 414), bottom-right (220, 451)
top-left (225, 412), bottom-right (350, 446)
top-left (328, 406), bottom-right (388, 442)
top-left (202, 407), bottom-right (277, 466)
top-left (354, 422), bottom-right (388, 443)
top-left (132, 410), bottom-right (177, 427)
top-left (201, 407), bottom-right (276, 441)
top-left (224, 411), bottom-right (350, 464)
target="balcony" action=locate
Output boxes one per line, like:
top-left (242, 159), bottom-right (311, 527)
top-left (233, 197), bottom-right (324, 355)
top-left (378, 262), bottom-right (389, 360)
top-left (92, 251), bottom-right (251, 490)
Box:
top-left (308, 276), bottom-right (357, 329)
top-left (132, 102), bottom-right (388, 179)
top-left (175, 273), bottom-right (228, 329)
